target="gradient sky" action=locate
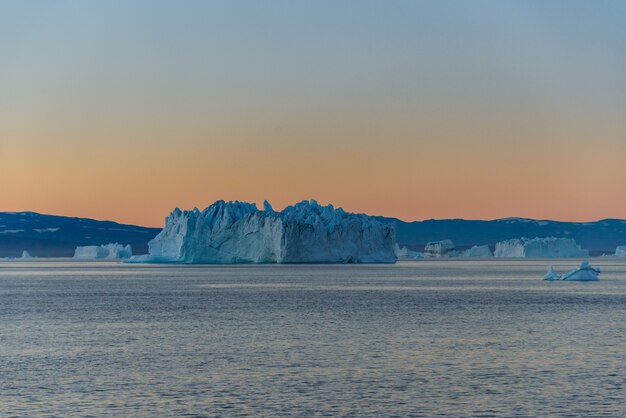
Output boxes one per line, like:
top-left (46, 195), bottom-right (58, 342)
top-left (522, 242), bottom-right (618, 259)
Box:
top-left (2, 0), bottom-right (626, 227)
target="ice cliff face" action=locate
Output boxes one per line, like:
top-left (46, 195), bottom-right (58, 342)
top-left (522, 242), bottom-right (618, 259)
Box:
top-left (423, 240), bottom-right (457, 257)
top-left (74, 243), bottom-right (132, 259)
top-left (131, 200), bottom-right (396, 264)
top-left (494, 237), bottom-right (588, 258)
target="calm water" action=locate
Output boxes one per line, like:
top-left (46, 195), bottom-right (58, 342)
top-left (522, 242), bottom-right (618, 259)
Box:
top-left (1, 259), bottom-right (625, 417)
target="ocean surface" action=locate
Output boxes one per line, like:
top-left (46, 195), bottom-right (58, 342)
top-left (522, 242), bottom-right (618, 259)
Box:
top-left (1, 259), bottom-right (625, 417)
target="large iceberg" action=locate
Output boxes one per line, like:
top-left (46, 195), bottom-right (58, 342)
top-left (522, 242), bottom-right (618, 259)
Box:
top-left (129, 200), bottom-right (396, 264)
top-left (74, 243), bottom-right (132, 260)
top-left (494, 237), bottom-right (588, 258)
top-left (423, 240), bottom-right (457, 258)
top-left (459, 245), bottom-right (493, 258)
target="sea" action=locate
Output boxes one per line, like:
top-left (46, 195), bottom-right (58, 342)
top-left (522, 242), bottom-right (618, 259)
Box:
top-left (1, 259), bottom-right (625, 417)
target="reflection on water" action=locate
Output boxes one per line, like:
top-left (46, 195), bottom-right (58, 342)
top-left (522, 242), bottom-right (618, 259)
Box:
top-left (1, 259), bottom-right (625, 416)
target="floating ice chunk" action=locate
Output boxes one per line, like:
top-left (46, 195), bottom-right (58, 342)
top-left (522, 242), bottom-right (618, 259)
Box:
top-left (543, 265), bottom-right (560, 281)
top-left (561, 260), bottom-right (600, 281)
top-left (614, 246), bottom-right (626, 257)
top-left (543, 261), bottom-right (600, 281)
top-left (21, 250), bottom-right (33, 259)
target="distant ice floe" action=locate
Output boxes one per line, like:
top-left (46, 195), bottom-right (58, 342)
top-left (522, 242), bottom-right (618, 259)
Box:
top-left (0, 229), bottom-right (24, 234)
top-left (73, 243), bottom-right (132, 260)
top-left (417, 237), bottom-right (589, 259)
top-left (543, 261), bottom-right (600, 281)
top-left (397, 240), bottom-right (494, 259)
top-left (395, 244), bottom-right (423, 260)
top-left (459, 245), bottom-right (493, 258)
top-left (34, 228), bottom-right (60, 233)
top-left (423, 240), bottom-right (458, 258)
top-left (494, 237), bottom-right (588, 258)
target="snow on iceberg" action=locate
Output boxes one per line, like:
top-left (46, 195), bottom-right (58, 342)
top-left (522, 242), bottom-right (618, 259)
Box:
top-left (73, 243), bottom-right (132, 260)
top-left (459, 245), bottom-right (493, 258)
top-left (395, 244), bottom-right (423, 260)
top-left (129, 200), bottom-right (396, 264)
top-left (423, 240), bottom-right (457, 258)
top-left (494, 237), bottom-right (588, 258)
top-left (543, 261), bottom-right (600, 281)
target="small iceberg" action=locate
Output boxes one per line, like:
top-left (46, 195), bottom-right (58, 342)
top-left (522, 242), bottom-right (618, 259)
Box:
top-left (543, 261), bottom-right (600, 281)
top-left (543, 265), bottom-right (560, 281)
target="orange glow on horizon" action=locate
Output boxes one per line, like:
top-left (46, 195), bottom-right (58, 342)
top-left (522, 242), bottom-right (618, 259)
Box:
top-left (3, 2), bottom-right (626, 227)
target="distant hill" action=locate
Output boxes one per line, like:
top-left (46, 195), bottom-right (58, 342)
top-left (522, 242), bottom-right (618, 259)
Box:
top-left (0, 212), bottom-right (160, 257)
top-left (377, 216), bottom-right (626, 256)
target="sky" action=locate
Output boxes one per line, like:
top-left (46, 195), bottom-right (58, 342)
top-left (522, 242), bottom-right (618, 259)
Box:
top-left (1, 0), bottom-right (625, 227)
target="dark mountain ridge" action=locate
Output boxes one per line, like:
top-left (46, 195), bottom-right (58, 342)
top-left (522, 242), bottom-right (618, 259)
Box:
top-left (0, 212), bottom-right (160, 257)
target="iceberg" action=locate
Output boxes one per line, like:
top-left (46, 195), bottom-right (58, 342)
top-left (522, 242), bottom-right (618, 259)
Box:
top-left (494, 237), bottom-right (588, 258)
top-left (21, 250), bottom-right (33, 259)
top-left (73, 243), bottom-right (132, 260)
top-left (543, 265), bottom-right (560, 281)
top-left (543, 261), bottom-right (600, 281)
top-left (561, 261), bottom-right (600, 281)
top-left (395, 244), bottom-right (423, 260)
top-left (129, 200), bottom-right (396, 264)
top-left (459, 245), bottom-right (493, 258)
top-left (423, 240), bottom-right (457, 258)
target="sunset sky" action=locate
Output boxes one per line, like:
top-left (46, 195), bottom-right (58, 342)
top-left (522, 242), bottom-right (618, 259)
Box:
top-left (2, 0), bottom-right (626, 227)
